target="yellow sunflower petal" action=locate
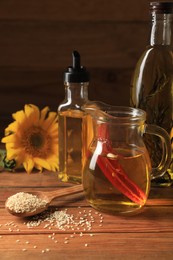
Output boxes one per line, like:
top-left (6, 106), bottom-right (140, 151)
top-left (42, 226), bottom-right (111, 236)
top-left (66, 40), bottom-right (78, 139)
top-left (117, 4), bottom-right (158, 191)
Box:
top-left (12, 110), bottom-right (25, 124)
top-left (6, 148), bottom-right (20, 160)
top-left (34, 157), bottom-right (52, 171)
top-left (23, 157), bottom-right (35, 174)
top-left (6, 146), bottom-right (26, 165)
top-left (6, 143), bottom-right (14, 150)
top-left (34, 163), bottom-right (43, 172)
top-left (5, 121), bottom-right (18, 135)
top-left (43, 112), bottom-right (58, 130)
top-left (40, 106), bottom-right (50, 121)
top-left (45, 155), bottom-right (58, 171)
top-left (24, 104), bottom-right (35, 118)
top-left (48, 122), bottom-right (58, 134)
top-left (28, 104), bottom-right (40, 123)
top-left (49, 164), bottom-right (57, 172)
top-left (1, 134), bottom-right (16, 143)
top-left (49, 161), bottom-right (58, 171)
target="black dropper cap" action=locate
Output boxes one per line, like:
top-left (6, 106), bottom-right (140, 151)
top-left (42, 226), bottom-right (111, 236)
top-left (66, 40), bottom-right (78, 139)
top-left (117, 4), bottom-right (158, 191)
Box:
top-left (150, 2), bottom-right (173, 13)
top-left (64, 50), bottom-right (90, 83)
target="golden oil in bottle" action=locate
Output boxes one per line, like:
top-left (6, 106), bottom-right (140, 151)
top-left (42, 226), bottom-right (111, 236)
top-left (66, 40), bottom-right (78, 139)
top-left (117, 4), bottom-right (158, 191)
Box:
top-left (58, 51), bottom-right (92, 183)
top-left (130, 2), bottom-right (173, 186)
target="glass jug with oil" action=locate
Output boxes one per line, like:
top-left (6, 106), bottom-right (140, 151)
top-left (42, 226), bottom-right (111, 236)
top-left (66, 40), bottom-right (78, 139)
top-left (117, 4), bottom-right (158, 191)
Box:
top-left (82, 102), bottom-right (171, 215)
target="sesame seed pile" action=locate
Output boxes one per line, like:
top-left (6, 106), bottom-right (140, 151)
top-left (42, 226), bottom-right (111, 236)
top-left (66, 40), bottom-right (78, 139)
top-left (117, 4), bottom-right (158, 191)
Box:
top-left (6, 192), bottom-right (48, 213)
top-left (0, 207), bottom-right (104, 254)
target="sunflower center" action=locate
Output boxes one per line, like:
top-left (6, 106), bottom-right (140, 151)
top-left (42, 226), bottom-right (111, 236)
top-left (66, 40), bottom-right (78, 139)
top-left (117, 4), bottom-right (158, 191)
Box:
top-left (22, 126), bottom-right (51, 158)
top-left (30, 133), bottom-right (44, 148)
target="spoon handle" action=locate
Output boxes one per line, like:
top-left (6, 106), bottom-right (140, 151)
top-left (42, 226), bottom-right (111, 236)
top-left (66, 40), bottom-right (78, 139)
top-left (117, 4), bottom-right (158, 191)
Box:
top-left (46, 184), bottom-right (83, 202)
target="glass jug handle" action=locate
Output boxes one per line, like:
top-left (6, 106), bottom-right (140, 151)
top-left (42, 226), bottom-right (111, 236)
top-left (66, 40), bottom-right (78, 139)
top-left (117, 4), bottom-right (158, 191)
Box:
top-left (145, 124), bottom-right (172, 179)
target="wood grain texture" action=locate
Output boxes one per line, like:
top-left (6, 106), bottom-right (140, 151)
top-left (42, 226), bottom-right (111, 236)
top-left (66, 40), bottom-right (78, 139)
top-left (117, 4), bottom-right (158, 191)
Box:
top-left (0, 68), bottom-right (132, 104)
top-left (0, 233), bottom-right (172, 260)
top-left (0, 22), bottom-right (148, 68)
top-left (0, 0), bottom-right (151, 135)
top-left (0, 171), bottom-right (173, 260)
top-left (0, 0), bottom-right (149, 22)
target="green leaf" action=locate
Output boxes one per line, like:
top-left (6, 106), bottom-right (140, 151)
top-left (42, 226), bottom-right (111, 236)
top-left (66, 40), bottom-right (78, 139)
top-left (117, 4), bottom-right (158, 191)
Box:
top-left (0, 149), bottom-right (16, 171)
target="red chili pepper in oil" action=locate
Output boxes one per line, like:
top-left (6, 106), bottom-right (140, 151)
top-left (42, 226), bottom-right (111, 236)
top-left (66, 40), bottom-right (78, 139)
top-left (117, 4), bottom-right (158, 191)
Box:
top-left (96, 123), bottom-right (147, 206)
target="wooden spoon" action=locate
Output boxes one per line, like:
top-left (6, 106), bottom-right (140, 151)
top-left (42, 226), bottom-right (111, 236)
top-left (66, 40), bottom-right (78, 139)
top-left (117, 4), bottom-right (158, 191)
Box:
top-left (5, 184), bottom-right (83, 218)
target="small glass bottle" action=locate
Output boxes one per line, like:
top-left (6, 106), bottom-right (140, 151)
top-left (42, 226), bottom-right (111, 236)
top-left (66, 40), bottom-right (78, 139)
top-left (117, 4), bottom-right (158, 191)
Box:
top-left (130, 2), bottom-right (173, 186)
top-left (58, 50), bottom-right (91, 184)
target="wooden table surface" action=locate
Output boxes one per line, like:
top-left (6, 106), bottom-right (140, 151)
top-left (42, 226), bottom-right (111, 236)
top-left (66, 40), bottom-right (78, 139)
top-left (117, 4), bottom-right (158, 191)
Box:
top-left (0, 171), bottom-right (173, 260)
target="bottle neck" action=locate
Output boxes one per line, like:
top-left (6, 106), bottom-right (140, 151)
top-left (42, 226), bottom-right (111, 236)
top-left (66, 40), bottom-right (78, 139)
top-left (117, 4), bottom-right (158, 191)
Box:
top-left (64, 82), bottom-right (89, 103)
top-left (150, 13), bottom-right (172, 46)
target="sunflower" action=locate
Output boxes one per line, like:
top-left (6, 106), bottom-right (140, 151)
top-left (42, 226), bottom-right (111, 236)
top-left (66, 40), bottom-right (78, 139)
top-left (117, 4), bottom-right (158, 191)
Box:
top-left (1, 104), bottom-right (58, 173)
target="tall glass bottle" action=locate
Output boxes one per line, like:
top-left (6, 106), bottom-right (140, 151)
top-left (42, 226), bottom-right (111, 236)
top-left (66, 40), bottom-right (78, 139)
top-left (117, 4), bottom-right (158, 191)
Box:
top-left (130, 2), bottom-right (173, 186)
top-left (58, 50), bottom-right (92, 184)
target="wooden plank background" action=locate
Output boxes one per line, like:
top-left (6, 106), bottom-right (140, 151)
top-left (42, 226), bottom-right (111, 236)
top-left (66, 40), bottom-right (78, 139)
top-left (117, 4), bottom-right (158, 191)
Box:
top-left (0, 0), bottom-right (151, 137)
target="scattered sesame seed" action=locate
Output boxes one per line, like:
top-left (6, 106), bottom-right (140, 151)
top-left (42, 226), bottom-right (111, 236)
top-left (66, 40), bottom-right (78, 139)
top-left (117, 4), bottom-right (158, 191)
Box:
top-left (1, 204), bottom-right (104, 254)
top-left (22, 249), bottom-right (27, 252)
